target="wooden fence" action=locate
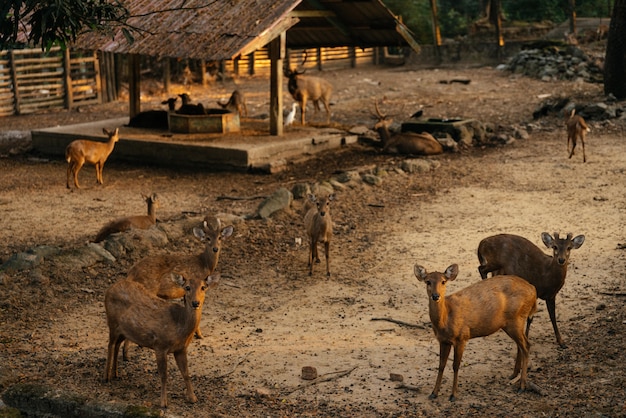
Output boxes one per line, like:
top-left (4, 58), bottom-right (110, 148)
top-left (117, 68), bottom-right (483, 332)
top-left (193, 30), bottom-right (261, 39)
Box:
top-left (0, 47), bottom-right (100, 116)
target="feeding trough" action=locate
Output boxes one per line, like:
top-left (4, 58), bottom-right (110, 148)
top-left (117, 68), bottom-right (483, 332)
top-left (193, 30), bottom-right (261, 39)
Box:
top-left (402, 118), bottom-right (485, 145)
top-left (169, 109), bottom-right (240, 134)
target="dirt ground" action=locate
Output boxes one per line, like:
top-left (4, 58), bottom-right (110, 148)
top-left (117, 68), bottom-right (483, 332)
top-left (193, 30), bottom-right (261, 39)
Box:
top-left (0, 62), bottom-right (625, 417)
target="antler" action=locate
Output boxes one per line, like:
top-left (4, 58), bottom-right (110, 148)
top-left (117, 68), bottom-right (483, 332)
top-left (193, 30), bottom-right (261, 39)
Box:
top-left (373, 99), bottom-right (385, 119)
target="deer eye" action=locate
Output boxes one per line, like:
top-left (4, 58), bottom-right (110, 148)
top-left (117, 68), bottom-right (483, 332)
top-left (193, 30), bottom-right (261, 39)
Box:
top-left (202, 285), bottom-right (207, 291)
top-left (185, 285), bottom-right (191, 291)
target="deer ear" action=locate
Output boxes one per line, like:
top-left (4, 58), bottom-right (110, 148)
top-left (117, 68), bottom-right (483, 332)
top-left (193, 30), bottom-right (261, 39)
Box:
top-left (221, 225), bottom-right (234, 238)
top-left (572, 235), bottom-right (585, 249)
top-left (193, 226), bottom-right (206, 241)
top-left (171, 273), bottom-right (186, 286)
top-left (206, 273), bottom-right (221, 288)
top-left (541, 232), bottom-right (554, 248)
top-left (414, 264), bottom-right (427, 281)
top-left (444, 264), bottom-right (459, 281)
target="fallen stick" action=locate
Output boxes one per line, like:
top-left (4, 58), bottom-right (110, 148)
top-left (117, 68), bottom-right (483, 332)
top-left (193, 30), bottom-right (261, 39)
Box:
top-left (599, 291), bottom-right (626, 297)
top-left (510, 375), bottom-right (545, 396)
top-left (282, 366), bottom-right (358, 395)
top-left (214, 351), bottom-right (254, 379)
top-left (371, 317), bottom-right (427, 329)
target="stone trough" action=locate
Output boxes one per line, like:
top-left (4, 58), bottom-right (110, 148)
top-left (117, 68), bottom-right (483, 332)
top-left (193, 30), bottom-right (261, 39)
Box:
top-left (169, 109), bottom-right (239, 134)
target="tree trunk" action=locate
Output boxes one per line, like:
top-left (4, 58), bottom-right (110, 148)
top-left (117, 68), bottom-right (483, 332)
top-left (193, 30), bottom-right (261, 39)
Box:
top-left (604, 0), bottom-right (626, 98)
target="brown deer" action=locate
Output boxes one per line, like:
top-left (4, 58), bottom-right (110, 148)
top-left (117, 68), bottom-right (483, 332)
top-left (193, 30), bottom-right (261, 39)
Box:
top-left (566, 109), bottom-right (590, 162)
top-left (176, 93), bottom-right (206, 115)
top-left (217, 90), bottom-right (248, 118)
top-left (303, 193), bottom-right (334, 276)
top-left (284, 53), bottom-right (332, 125)
top-left (93, 193), bottom-right (160, 243)
top-left (373, 101), bottom-right (443, 156)
top-left (477, 232), bottom-right (585, 348)
top-left (104, 271), bottom-right (220, 408)
top-left (415, 263), bottom-right (537, 401)
top-left (122, 217), bottom-right (233, 359)
top-left (65, 127), bottom-right (119, 189)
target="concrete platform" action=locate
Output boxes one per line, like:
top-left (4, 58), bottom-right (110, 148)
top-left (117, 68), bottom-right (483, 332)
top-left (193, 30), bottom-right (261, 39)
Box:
top-left (31, 117), bottom-right (357, 172)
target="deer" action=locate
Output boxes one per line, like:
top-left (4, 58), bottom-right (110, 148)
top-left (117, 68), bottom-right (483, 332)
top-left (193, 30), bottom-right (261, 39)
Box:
top-left (65, 127), bottom-right (120, 189)
top-left (284, 52), bottom-right (333, 125)
top-left (93, 193), bottom-right (160, 243)
top-left (372, 100), bottom-right (443, 156)
top-left (104, 271), bottom-right (220, 408)
top-left (216, 90), bottom-right (248, 118)
top-left (126, 97), bottom-right (178, 130)
top-left (121, 217), bottom-right (233, 359)
top-left (176, 93), bottom-right (206, 115)
top-left (566, 109), bottom-right (590, 162)
top-left (303, 193), bottom-right (334, 276)
top-left (477, 232), bottom-right (585, 348)
top-left (415, 263), bottom-right (537, 401)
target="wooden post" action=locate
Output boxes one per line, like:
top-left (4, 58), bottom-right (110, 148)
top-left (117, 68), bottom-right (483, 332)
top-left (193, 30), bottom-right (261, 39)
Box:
top-left (9, 50), bottom-right (21, 115)
top-left (316, 48), bottom-right (322, 70)
top-left (269, 32), bottom-right (285, 136)
top-left (128, 53), bottom-right (141, 118)
top-left (200, 60), bottom-right (207, 86)
top-left (568, 0), bottom-right (577, 37)
top-left (63, 48), bottom-right (73, 109)
top-left (349, 46), bottom-right (357, 68)
top-left (163, 57), bottom-right (171, 94)
top-left (93, 50), bottom-right (102, 105)
top-left (429, 0), bottom-right (442, 64)
top-left (248, 51), bottom-right (255, 76)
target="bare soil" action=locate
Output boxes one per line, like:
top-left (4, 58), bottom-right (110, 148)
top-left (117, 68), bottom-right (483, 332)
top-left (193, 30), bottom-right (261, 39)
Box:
top-left (0, 63), bottom-right (625, 417)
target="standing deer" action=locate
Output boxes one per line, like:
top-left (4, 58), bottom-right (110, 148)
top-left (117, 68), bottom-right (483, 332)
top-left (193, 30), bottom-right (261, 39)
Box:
top-left (65, 127), bottom-right (119, 189)
top-left (477, 232), bottom-right (585, 348)
top-left (284, 54), bottom-right (332, 125)
top-left (105, 271), bottom-right (220, 408)
top-left (566, 109), bottom-right (590, 162)
top-left (415, 263), bottom-right (537, 401)
top-left (217, 90), bottom-right (248, 118)
top-left (303, 193), bottom-right (334, 276)
top-left (122, 217), bottom-right (233, 359)
top-left (373, 101), bottom-right (443, 156)
top-left (93, 193), bottom-right (160, 243)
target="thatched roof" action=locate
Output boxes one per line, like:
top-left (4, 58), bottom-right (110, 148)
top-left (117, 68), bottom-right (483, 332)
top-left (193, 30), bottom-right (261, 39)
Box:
top-left (73, 0), bottom-right (418, 61)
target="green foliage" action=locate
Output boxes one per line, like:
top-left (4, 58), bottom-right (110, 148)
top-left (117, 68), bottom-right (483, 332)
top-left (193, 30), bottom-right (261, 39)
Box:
top-left (0, 0), bottom-right (129, 50)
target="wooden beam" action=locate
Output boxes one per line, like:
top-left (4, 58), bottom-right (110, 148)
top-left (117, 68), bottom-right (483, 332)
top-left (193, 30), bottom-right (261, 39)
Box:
top-left (289, 10), bottom-right (336, 18)
top-left (269, 32), bottom-right (285, 136)
top-left (128, 54), bottom-right (141, 118)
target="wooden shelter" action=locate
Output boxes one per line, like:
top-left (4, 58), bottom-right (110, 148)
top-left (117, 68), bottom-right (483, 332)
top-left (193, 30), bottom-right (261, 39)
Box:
top-left (73, 0), bottom-right (419, 136)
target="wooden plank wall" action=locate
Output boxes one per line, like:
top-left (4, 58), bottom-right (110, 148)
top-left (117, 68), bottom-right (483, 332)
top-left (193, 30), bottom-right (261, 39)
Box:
top-left (0, 47), bottom-right (100, 116)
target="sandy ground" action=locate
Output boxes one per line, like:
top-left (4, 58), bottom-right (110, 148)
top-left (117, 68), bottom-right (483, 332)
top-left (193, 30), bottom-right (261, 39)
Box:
top-left (0, 64), bottom-right (625, 417)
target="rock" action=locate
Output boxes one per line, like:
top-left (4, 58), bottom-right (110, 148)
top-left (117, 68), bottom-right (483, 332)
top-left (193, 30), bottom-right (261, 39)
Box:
top-left (361, 173), bottom-right (383, 186)
top-left (301, 366), bottom-right (318, 380)
top-left (0, 245), bottom-right (60, 272)
top-left (400, 159), bottom-right (433, 174)
top-left (257, 188), bottom-right (293, 219)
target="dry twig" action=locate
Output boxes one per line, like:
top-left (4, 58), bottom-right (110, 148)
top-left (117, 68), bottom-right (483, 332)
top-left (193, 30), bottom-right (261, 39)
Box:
top-left (371, 317), bottom-right (427, 329)
top-left (282, 366), bottom-right (358, 395)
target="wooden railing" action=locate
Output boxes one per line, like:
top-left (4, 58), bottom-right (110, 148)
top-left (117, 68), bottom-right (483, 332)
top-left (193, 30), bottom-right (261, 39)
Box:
top-left (0, 47), bottom-right (100, 117)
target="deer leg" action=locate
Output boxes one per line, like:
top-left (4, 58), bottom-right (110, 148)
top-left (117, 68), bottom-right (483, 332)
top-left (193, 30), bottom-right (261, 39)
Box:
top-left (300, 98), bottom-right (307, 125)
top-left (73, 161), bottom-right (84, 189)
top-left (96, 162), bottom-right (104, 184)
top-left (66, 162), bottom-right (73, 189)
top-left (174, 349), bottom-right (198, 404)
top-left (322, 99), bottom-right (331, 124)
top-left (194, 324), bottom-right (204, 339)
top-left (155, 351), bottom-right (169, 408)
top-left (324, 240), bottom-right (330, 277)
top-left (105, 334), bottom-right (121, 381)
top-left (546, 298), bottom-right (565, 348)
top-left (122, 340), bottom-right (132, 361)
top-left (450, 341), bottom-right (466, 402)
top-left (308, 238), bottom-right (315, 275)
top-left (477, 262), bottom-right (501, 279)
top-left (568, 136), bottom-right (577, 159)
top-left (581, 134), bottom-right (586, 162)
top-left (430, 342), bottom-right (451, 400)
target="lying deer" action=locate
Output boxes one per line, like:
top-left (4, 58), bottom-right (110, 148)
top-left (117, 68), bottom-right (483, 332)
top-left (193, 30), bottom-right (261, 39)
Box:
top-left (415, 263), bottom-right (537, 401)
top-left (477, 232), bottom-right (585, 348)
top-left (303, 193), bottom-right (334, 276)
top-left (217, 90), bottom-right (248, 118)
top-left (105, 271), bottom-right (220, 408)
top-left (122, 217), bottom-right (233, 359)
top-left (566, 109), bottom-right (590, 162)
top-left (65, 127), bottom-right (119, 189)
top-left (373, 101), bottom-right (443, 156)
top-left (176, 93), bottom-right (206, 115)
top-left (126, 97), bottom-right (178, 130)
top-left (93, 193), bottom-right (160, 243)
top-left (284, 65), bottom-right (332, 125)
